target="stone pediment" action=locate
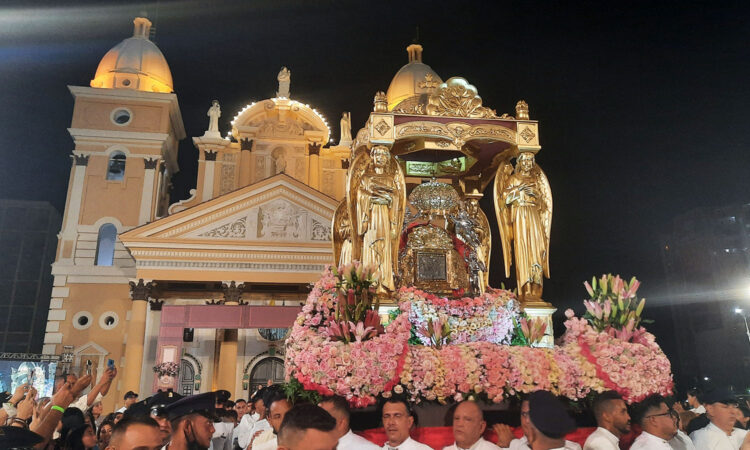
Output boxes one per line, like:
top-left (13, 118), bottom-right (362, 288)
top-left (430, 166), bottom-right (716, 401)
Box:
top-left (185, 196), bottom-right (331, 243)
top-left (119, 174), bottom-right (337, 283)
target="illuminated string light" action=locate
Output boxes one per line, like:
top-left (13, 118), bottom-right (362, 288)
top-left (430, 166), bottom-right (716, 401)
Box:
top-left (227, 98), bottom-right (331, 142)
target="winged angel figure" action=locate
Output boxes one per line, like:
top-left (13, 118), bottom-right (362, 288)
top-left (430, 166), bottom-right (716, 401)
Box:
top-left (494, 152), bottom-right (552, 302)
top-left (346, 145), bottom-right (406, 294)
top-left (331, 199), bottom-right (352, 268)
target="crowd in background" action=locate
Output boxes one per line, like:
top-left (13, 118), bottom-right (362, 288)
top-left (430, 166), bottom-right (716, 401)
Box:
top-left (3, 368), bottom-right (750, 450)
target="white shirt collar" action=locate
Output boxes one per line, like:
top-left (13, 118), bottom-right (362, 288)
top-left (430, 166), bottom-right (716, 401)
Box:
top-left (595, 427), bottom-right (620, 444)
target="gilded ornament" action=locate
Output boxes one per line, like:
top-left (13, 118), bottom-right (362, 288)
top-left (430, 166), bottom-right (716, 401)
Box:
top-left (515, 100), bottom-right (530, 120)
top-left (418, 73), bottom-right (440, 89)
top-left (347, 145), bottom-right (406, 295)
top-left (332, 199), bottom-right (352, 268)
top-left (426, 77), bottom-right (498, 119)
top-left (494, 152), bottom-right (552, 303)
top-left (408, 179), bottom-right (460, 218)
top-left (374, 119), bottom-right (391, 136)
top-left (519, 126), bottom-right (536, 143)
top-left (373, 91), bottom-right (388, 112)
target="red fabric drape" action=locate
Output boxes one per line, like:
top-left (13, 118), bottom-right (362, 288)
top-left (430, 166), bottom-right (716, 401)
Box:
top-left (357, 426), bottom-right (641, 449)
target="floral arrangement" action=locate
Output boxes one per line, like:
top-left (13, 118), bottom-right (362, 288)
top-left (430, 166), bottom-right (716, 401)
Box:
top-left (285, 267), bottom-right (412, 407)
top-left (153, 362), bottom-right (179, 377)
top-left (583, 274), bottom-right (648, 342)
top-left (325, 262), bottom-right (383, 343)
top-left (285, 268), bottom-right (673, 406)
top-left (517, 317), bottom-right (548, 346)
top-left (397, 286), bottom-right (519, 345)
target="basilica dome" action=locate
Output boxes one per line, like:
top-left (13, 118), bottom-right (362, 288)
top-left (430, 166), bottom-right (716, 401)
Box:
top-left (90, 17), bottom-right (174, 93)
top-left (385, 44), bottom-right (442, 111)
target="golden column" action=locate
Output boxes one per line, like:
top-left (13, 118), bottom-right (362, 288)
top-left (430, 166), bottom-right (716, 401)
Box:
top-left (308, 142), bottom-right (321, 190)
top-left (213, 282), bottom-right (242, 393)
top-left (239, 139), bottom-right (253, 187)
top-left (122, 279), bottom-right (153, 395)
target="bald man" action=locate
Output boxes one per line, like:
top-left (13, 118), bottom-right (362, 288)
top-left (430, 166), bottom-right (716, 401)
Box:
top-left (444, 401), bottom-right (500, 450)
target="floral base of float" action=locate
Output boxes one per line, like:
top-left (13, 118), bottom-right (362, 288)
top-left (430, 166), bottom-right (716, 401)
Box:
top-left (284, 268), bottom-right (673, 407)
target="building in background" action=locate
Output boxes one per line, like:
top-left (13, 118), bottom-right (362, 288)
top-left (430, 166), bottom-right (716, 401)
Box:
top-left (0, 200), bottom-right (61, 353)
top-left (662, 202), bottom-right (750, 389)
top-left (42, 17), bottom-right (351, 412)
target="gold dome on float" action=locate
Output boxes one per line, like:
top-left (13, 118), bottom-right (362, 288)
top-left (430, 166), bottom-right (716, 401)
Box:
top-left (385, 44), bottom-right (442, 112)
top-left (90, 17), bottom-right (173, 93)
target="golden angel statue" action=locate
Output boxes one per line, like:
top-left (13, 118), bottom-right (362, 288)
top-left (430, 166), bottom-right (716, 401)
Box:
top-left (347, 145), bottom-right (406, 294)
top-left (494, 152), bottom-right (552, 303)
top-left (332, 199), bottom-right (352, 268)
top-left (465, 197), bottom-right (491, 290)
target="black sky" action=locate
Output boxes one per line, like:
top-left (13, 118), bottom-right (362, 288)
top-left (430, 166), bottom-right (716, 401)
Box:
top-left (1, 1), bottom-right (749, 344)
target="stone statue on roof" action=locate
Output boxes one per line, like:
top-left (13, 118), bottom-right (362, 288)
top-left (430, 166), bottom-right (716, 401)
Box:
top-left (340, 112), bottom-right (352, 145)
top-left (207, 100), bottom-right (221, 134)
top-left (277, 67), bottom-right (291, 98)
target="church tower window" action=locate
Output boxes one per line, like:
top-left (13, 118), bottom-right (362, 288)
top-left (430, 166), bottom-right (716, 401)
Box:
top-left (94, 223), bottom-right (117, 266)
top-left (106, 152), bottom-right (127, 181)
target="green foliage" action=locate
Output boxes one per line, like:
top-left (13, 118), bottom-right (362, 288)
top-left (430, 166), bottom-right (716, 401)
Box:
top-left (283, 379), bottom-right (322, 405)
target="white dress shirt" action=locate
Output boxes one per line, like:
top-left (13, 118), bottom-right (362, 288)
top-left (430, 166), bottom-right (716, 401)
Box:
top-left (254, 436), bottom-right (277, 450)
top-left (502, 436), bottom-right (581, 450)
top-left (583, 427), bottom-right (619, 450)
top-left (630, 431), bottom-right (672, 449)
top-left (235, 412), bottom-right (259, 449)
top-left (669, 430), bottom-right (696, 450)
top-left (339, 429), bottom-right (380, 449)
top-left (210, 422), bottom-right (234, 450)
top-left (381, 436), bottom-right (433, 450)
top-left (251, 429), bottom-right (275, 449)
top-left (237, 417), bottom-right (270, 449)
top-left (690, 422), bottom-right (748, 450)
top-left (443, 437), bottom-right (501, 449)
top-left (689, 405), bottom-right (706, 415)
top-left (73, 393), bottom-right (103, 412)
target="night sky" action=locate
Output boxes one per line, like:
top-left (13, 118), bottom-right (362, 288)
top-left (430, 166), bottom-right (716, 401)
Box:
top-left (1, 1), bottom-right (749, 382)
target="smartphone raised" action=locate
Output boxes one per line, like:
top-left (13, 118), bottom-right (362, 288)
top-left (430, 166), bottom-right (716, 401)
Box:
top-left (107, 359), bottom-right (115, 370)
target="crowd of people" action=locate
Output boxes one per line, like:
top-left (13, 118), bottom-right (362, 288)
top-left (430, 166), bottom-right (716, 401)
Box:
top-left (2, 368), bottom-right (750, 450)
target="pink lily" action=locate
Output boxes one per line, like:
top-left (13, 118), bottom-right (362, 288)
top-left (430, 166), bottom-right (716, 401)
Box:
top-left (584, 280), bottom-right (594, 297)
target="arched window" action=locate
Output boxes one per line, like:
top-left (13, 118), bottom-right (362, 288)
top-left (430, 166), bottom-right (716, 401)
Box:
top-left (180, 359), bottom-right (195, 396)
top-left (249, 357), bottom-right (284, 391)
top-left (94, 223), bottom-right (117, 266)
top-left (106, 152), bottom-right (127, 181)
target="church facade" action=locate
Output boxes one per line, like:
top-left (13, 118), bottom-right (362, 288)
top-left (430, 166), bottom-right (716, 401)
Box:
top-left (42, 17), bottom-right (351, 411)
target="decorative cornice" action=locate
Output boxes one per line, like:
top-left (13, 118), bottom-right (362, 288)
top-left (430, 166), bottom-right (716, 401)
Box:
top-left (240, 138), bottom-right (254, 151)
top-left (308, 142), bottom-right (321, 156)
top-left (129, 279), bottom-right (155, 301)
top-left (149, 298), bottom-right (164, 310)
top-left (222, 281), bottom-right (246, 304)
top-left (144, 157), bottom-right (159, 170)
top-left (204, 150), bottom-right (218, 161)
top-left (72, 154), bottom-right (90, 166)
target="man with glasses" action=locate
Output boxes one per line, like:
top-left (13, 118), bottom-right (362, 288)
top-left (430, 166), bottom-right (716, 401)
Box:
top-left (631, 394), bottom-right (695, 450)
top-left (690, 387), bottom-right (750, 449)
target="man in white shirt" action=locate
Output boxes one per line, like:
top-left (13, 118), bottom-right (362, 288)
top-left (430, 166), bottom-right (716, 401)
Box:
top-left (443, 400), bottom-right (500, 450)
top-left (690, 387), bottom-right (749, 450)
top-left (276, 403), bottom-right (339, 450)
top-left (583, 391), bottom-right (630, 450)
top-left (319, 395), bottom-right (380, 449)
top-left (686, 389), bottom-right (706, 415)
top-left (522, 391), bottom-right (580, 450)
top-left (380, 397), bottom-right (432, 450)
top-left (236, 388), bottom-right (270, 449)
top-left (630, 394), bottom-right (684, 450)
top-left (494, 398), bottom-right (580, 450)
top-left (253, 394), bottom-right (291, 450)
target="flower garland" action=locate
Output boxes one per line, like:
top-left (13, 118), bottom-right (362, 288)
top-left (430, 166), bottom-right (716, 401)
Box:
top-left (286, 269), bottom-right (673, 406)
top-left (397, 286), bottom-right (519, 345)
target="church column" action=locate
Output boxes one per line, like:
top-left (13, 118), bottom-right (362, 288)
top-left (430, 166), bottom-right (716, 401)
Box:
top-left (307, 142), bottom-right (321, 191)
top-left (138, 158), bottom-right (159, 225)
top-left (59, 154), bottom-right (89, 261)
top-left (216, 329), bottom-right (238, 393)
top-left (202, 150), bottom-right (217, 201)
top-left (239, 139), bottom-right (253, 187)
top-left (214, 281), bottom-right (242, 393)
top-left (122, 279), bottom-right (153, 396)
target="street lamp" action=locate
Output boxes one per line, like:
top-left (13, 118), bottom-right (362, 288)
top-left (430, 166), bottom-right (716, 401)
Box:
top-left (734, 308), bottom-right (750, 347)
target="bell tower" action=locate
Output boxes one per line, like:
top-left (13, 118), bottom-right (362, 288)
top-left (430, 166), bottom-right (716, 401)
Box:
top-left (43, 17), bottom-right (185, 411)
